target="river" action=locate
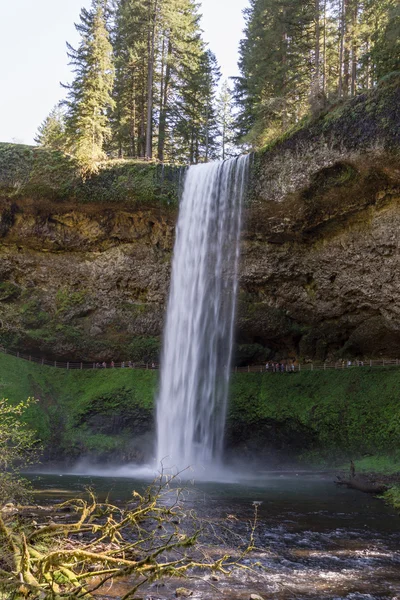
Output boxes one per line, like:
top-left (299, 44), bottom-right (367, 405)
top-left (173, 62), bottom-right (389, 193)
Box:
top-left (29, 472), bottom-right (400, 599)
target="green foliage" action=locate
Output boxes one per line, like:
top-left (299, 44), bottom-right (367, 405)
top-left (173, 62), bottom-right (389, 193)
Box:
top-left (0, 397), bottom-right (39, 505)
top-left (2, 352), bottom-right (400, 468)
top-left (0, 353), bottom-right (156, 459)
top-left (228, 367), bottom-right (400, 464)
top-left (236, 0), bottom-right (400, 149)
top-left (35, 104), bottom-right (67, 151)
top-left (0, 142), bottom-right (180, 205)
top-left (56, 288), bottom-right (87, 313)
top-left (64, 0), bottom-right (115, 169)
top-left (111, 0), bottom-right (222, 163)
top-left (21, 300), bottom-right (50, 329)
top-left (128, 336), bottom-right (160, 363)
top-left (383, 485), bottom-right (400, 510)
top-left (0, 283), bottom-right (20, 302)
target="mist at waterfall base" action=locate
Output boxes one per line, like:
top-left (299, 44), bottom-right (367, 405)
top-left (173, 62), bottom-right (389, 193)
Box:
top-left (63, 157), bottom-right (251, 482)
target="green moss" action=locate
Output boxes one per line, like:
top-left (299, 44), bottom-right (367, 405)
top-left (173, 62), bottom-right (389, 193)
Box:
top-left (0, 352), bottom-right (157, 457)
top-left (128, 337), bottom-right (160, 363)
top-left (228, 367), bottom-right (400, 464)
top-left (258, 72), bottom-right (400, 159)
top-left (0, 282), bottom-right (21, 302)
top-left (56, 288), bottom-right (87, 313)
top-left (0, 143), bottom-right (180, 206)
top-left (1, 352), bottom-right (400, 466)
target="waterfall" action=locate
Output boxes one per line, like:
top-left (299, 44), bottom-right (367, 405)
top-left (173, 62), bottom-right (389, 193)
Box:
top-left (156, 155), bottom-right (249, 473)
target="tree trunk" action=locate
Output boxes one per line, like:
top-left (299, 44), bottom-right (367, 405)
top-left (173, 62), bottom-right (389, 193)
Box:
top-left (145, 0), bottom-right (158, 160)
top-left (130, 68), bottom-right (137, 157)
top-left (281, 16), bottom-right (288, 129)
top-left (343, 0), bottom-right (351, 97)
top-left (315, 0), bottom-right (321, 95)
top-left (157, 39), bottom-right (172, 162)
top-left (338, 0), bottom-right (345, 97)
top-left (322, 0), bottom-right (327, 95)
top-left (351, 0), bottom-right (358, 96)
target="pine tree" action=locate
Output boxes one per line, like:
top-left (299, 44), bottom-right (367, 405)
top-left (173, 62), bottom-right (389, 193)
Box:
top-left (216, 81), bottom-right (236, 160)
top-left (64, 0), bottom-right (115, 167)
top-left (35, 105), bottom-right (67, 151)
top-left (111, 0), bottom-right (149, 158)
top-left (235, 0), bottom-right (399, 150)
top-left (173, 49), bottom-right (221, 163)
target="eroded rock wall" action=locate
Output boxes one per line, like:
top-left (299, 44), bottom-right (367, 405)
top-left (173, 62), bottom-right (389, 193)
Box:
top-left (1, 75), bottom-right (399, 362)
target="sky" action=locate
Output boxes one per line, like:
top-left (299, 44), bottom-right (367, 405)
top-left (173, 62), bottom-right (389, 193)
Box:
top-left (0, 0), bottom-right (248, 145)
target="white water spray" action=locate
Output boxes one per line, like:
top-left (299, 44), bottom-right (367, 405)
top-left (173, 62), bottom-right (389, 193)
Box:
top-left (156, 156), bottom-right (249, 472)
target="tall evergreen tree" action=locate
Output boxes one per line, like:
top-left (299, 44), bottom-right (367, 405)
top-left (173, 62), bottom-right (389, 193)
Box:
top-left (235, 0), bottom-right (399, 149)
top-left (216, 81), bottom-right (236, 160)
top-left (173, 49), bottom-right (221, 163)
top-left (63, 0), bottom-right (115, 166)
top-left (35, 105), bottom-right (67, 151)
top-left (110, 0), bottom-right (208, 163)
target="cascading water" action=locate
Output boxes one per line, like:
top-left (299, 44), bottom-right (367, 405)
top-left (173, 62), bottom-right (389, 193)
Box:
top-left (156, 155), bottom-right (249, 473)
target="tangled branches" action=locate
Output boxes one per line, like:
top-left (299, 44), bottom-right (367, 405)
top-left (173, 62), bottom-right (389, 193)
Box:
top-left (0, 474), bottom-right (256, 599)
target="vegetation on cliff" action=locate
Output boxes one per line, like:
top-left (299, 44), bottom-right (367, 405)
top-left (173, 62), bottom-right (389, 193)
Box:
top-left (1, 353), bottom-right (399, 470)
top-left (0, 142), bottom-right (180, 205)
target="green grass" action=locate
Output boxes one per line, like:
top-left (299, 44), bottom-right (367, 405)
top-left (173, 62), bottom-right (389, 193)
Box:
top-left (229, 367), bottom-right (400, 466)
top-left (1, 352), bottom-right (400, 468)
top-left (0, 143), bottom-right (180, 206)
top-left (0, 353), bottom-right (157, 459)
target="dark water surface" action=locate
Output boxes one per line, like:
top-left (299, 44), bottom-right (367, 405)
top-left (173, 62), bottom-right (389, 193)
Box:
top-left (29, 473), bottom-right (400, 599)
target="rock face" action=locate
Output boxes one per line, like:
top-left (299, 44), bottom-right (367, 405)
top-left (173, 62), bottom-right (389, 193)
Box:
top-left (239, 154), bottom-right (400, 360)
top-left (0, 203), bottom-right (175, 360)
top-left (0, 75), bottom-right (399, 362)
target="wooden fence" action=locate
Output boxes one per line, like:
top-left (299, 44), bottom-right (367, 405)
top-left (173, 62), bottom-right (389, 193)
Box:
top-left (1, 346), bottom-right (400, 374)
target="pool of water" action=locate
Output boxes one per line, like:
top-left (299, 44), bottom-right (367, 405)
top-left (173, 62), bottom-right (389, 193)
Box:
top-left (28, 472), bottom-right (400, 599)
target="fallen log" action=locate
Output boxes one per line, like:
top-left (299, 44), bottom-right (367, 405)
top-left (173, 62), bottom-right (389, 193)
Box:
top-left (335, 476), bottom-right (389, 495)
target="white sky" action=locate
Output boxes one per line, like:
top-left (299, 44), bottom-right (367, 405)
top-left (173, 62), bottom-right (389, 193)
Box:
top-left (0, 0), bottom-right (247, 145)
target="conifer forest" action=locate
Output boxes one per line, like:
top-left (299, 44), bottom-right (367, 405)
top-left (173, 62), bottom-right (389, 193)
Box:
top-left (35, 0), bottom-right (399, 166)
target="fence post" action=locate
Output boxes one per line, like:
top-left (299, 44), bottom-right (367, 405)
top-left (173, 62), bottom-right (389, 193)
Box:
top-left (383, 359), bottom-right (385, 366)
top-left (41, 359), bottom-right (44, 365)
top-left (93, 363), bottom-right (95, 369)
top-left (54, 361), bottom-right (56, 367)
top-left (299, 364), bottom-right (301, 372)
top-left (81, 363), bottom-right (83, 370)
top-left (67, 362), bottom-right (69, 370)
top-left (29, 356), bottom-right (31, 362)
top-left (370, 360), bottom-right (372, 367)
top-left (248, 365), bottom-right (250, 373)
top-left (324, 363), bottom-right (326, 370)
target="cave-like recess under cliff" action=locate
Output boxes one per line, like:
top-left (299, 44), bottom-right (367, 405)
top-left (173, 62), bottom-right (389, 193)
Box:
top-left (0, 73), bottom-right (399, 363)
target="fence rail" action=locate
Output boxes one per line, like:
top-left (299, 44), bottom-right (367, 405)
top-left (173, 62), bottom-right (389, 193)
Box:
top-left (1, 345), bottom-right (400, 374)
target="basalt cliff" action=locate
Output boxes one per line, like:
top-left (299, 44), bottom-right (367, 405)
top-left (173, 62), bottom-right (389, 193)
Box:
top-left (1, 74), bottom-right (399, 364)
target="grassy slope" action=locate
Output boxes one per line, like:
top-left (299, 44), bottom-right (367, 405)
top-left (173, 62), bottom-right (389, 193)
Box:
top-left (1, 353), bottom-right (399, 470)
top-left (229, 368), bottom-right (400, 468)
top-left (0, 353), bottom-right (157, 459)
top-left (0, 143), bottom-right (179, 205)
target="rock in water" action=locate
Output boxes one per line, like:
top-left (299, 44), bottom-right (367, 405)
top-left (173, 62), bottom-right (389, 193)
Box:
top-left (175, 588), bottom-right (193, 598)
